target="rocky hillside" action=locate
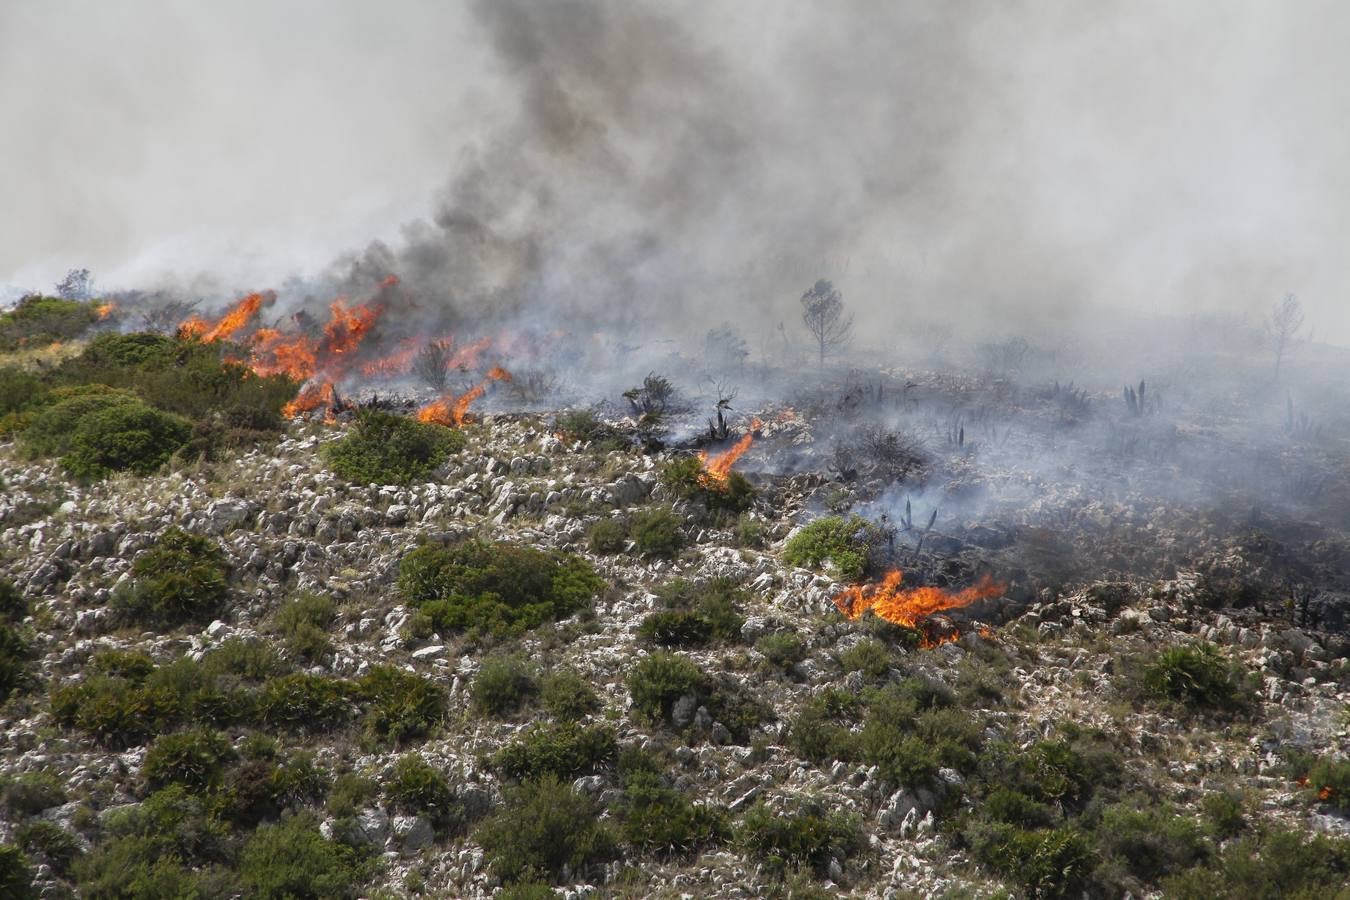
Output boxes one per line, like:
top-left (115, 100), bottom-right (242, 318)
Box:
top-left (2, 401), bottom-right (1349, 898)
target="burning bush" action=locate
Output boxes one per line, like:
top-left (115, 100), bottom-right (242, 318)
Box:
top-left (398, 540), bottom-right (603, 639)
top-left (660, 456), bottom-right (756, 514)
top-left (322, 408), bottom-right (465, 486)
top-left (783, 515), bottom-right (886, 581)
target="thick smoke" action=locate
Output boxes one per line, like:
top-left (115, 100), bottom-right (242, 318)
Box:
top-left (4, 1), bottom-right (1350, 347)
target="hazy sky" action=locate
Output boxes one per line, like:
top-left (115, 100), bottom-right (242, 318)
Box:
top-left (2, 1), bottom-right (1348, 345)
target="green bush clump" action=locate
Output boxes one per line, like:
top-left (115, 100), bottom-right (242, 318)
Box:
top-left (327, 773), bottom-right (379, 819)
top-left (17, 387), bottom-right (142, 459)
top-left (539, 669), bottom-right (599, 721)
top-left (586, 518), bottom-right (627, 554)
top-left (616, 759), bottom-right (728, 854)
top-left (1304, 755), bottom-right (1350, 814)
top-left (629, 507), bottom-right (686, 558)
top-left (0, 294), bottom-right (98, 350)
top-left (839, 638), bottom-right (893, 680)
top-left (322, 409), bottom-right (464, 486)
top-left (257, 674), bottom-right (356, 731)
top-left (964, 822), bottom-right (1094, 899)
top-left (738, 800), bottom-right (864, 880)
top-left (60, 400), bottom-right (193, 479)
top-left (494, 723), bottom-right (617, 781)
top-left (0, 772), bottom-right (67, 817)
top-left (220, 746), bottom-right (326, 828)
top-left (0, 845), bottom-right (36, 899)
top-left (1092, 802), bottom-right (1210, 891)
top-left (355, 665), bottom-right (446, 747)
top-left (0, 620), bottom-right (31, 704)
top-left (788, 688), bottom-right (864, 764)
top-left (142, 728), bottom-right (235, 790)
top-left (626, 652), bottom-right (707, 724)
top-left (1135, 642), bottom-right (1254, 714)
top-left (238, 813), bottom-right (371, 899)
top-left (0, 579), bottom-right (26, 624)
top-left (274, 593), bottom-right (335, 663)
top-left (638, 610), bottom-right (713, 647)
top-left (756, 632), bottom-right (807, 671)
top-left (472, 656), bottom-right (537, 717)
top-left (113, 527), bottom-right (230, 629)
top-left (387, 754), bottom-right (463, 834)
top-left (398, 539), bottom-right (602, 638)
top-left (1161, 826), bottom-right (1350, 900)
top-left (15, 821), bottom-right (81, 876)
top-left (475, 776), bottom-right (616, 884)
top-left (1200, 791), bottom-right (1246, 839)
top-left (551, 408), bottom-right (626, 449)
top-left (783, 515), bottom-right (883, 581)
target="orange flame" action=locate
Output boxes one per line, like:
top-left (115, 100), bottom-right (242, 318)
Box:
top-left (179, 292), bottom-right (269, 343)
top-left (416, 366), bottom-right (512, 427)
top-left (1319, 786), bottom-right (1335, 801)
top-left (359, 335), bottom-right (423, 378)
top-left (697, 418), bottom-right (762, 487)
top-left (282, 382), bottom-right (335, 419)
top-left (832, 569), bottom-right (1006, 648)
top-left (95, 301), bottom-right (117, 320)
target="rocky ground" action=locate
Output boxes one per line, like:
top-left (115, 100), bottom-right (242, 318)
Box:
top-left (2, 382), bottom-right (1349, 897)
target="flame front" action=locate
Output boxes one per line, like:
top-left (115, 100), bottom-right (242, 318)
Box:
top-left (282, 382), bottom-right (335, 419)
top-left (417, 366), bottom-right (512, 427)
top-left (697, 418), bottom-right (762, 487)
top-left (180, 292), bottom-right (269, 343)
top-left (95, 302), bottom-right (117, 320)
top-left (832, 569), bottom-right (1006, 647)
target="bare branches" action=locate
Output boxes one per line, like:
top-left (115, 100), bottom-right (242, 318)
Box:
top-left (413, 340), bottom-right (453, 390)
top-left (800, 279), bottom-right (853, 370)
top-left (1267, 292), bottom-right (1305, 377)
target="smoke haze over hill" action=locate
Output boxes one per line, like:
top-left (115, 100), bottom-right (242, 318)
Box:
top-left (3, 0), bottom-right (1349, 345)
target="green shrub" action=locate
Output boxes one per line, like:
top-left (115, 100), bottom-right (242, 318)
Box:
top-left (638, 610), bottom-right (713, 647)
top-left (539, 669), bottom-right (599, 721)
top-left (1200, 791), bottom-right (1246, 839)
top-left (258, 674), bottom-right (355, 730)
top-left (1093, 802), bottom-right (1209, 889)
top-left (0, 772), bottom-right (67, 817)
top-left (60, 400), bottom-right (192, 479)
top-left (387, 754), bottom-right (462, 833)
top-left (630, 507), bottom-right (685, 558)
top-left (274, 594), bottom-right (335, 663)
top-left (783, 516), bottom-right (883, 581)
top-left (322, 409), bottom-right (464, 485)
top-left (202, 637), bottom-right (289, 681)
top-left (356, 665), bottom-right (446, 747)
top-left (1136, 642), bottom-right (1254, 713)
top-left (0, 622), bottom-right (31, 704)
top-left (472, 656), bottom-right (537, 717)
top-left (738, 800), bottom-right (864, 879)
top-left (498, 883), bottom-right (557, 900)
top-left (398, 540), bottom-right (602, 638)
top-left (965, 822), bottom-right (1094, 899)
top-left (18, 388), bottom-right (142, 458)
top-left (90, 648), bottom-right (156, 680)
top-left (552, 408), bottom-right (625, 449)
top-left (647, 577), bottom-right (745, 643)
top-left (327, 773), bottom-right (379, 818)
top-left (221, 750), bottom-right (326, 828)
top-left (1162, 826), bottom-right (1350, 900)
top-left (16, 821), bottom-right (82, 876)
top-left (1304, 756), bottom-right (1350, 814)
top-left (475, 776), bottom-right (617, 884)
top-left (839, 638), bottom-right (893, 680)
top-left (756, 632), bottom-right (807, 671)
top-left (494, 723), bottom-right (617, 781)
top-left (0, 845), bottom-right (36, 900)
top-left (617, 767), bottom-right (728, 854)
top-left (0, 294), bottom-right (98, 349)
top-left (788, 689), bottom-right (863, 764)
top-left (142, 728), bottom-right (235, 790)
top-left (238, 813), bottom-right (371, 899)
top-left (626, 652), bottom-right (707, 724)
top-left (587, 518), bottom-right (627, 554)
top-left (114, 527), bottom-right (230, 629)
top-left (0, 579), bottom-right (25, 624)
top-left (0, 368), bottom-right (46, 417)
top-left (659, 456), bottom-right (757, 513)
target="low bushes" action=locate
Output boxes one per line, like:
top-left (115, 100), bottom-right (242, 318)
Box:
top-left (783, 515), bottom-right (885, 581)
top-left (474, 776), bottom-right (616, 884)
top-left (538, 669), bottom-right (599, 721)
top-left (738, 800), bottom-right (864, 880)
top-left (238, 813), bottom-right (372, 900)
top-left (964, 822), bottom-right (1095, 899)
top-left (398, 539), bottom-right (602, 638)
top-left (616, 753), bottom-right (728, 854)
top-left (629, 507), bottom-right (686, 558)
top-left (0, 294), bottom-right (99, 350)
top-left (637, 578), bottom-right (747, 648)
top-left (659, 456), bottom-right (757, 514)
top-left (386, 754), bottom-right (463, 834)
top-left (0, 845), bottom-right (36, 899)
top-left (273, 594), bottom-right (335, 664)
top-left (1161, 826), bottom-right (1350, 899)
top-left (322, 409), bottom-right (465, 486)
top-left (586, 518), bottom-right (627, 554)
top-left (1130, 642), bottom-right (1255, 715)
top-left (494, 723), bottom-right (617, 781)
top-left (113, 527), bottom-right (230, 629)
top-left (142, 728), bottom-right (235, 790)
top-left (627, 652), bottom-right (707, 724)
top-left (471, 656), bottom-right (537, 717)
top-left (60, 400), bottom-right (193, 479)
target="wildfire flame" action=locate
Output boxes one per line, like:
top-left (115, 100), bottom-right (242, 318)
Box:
top-left (416, 366), bottom-right (512, 427)
top-left (282, 382), bottom-right (335, 419)
top-left (832, 569), bottom-right (1006, 648)
top-left (697, 418), bottom-right (763, 487)
top-left (94, 302), bottom-right (117, 320)
top-left (179, 292), bottom-right (269, 343)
